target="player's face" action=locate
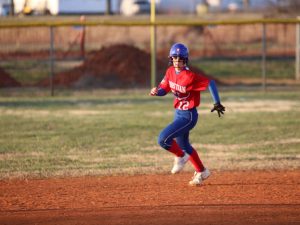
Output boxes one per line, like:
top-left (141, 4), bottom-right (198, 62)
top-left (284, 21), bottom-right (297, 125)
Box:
top-left (172, 56), bottom-right (185, 70)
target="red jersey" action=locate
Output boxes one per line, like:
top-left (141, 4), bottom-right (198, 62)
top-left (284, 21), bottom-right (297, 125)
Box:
top-left (159, 66), bottom-right (210, 110)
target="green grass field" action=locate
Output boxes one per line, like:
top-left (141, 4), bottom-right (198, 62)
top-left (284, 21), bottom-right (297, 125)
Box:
top-left (191, 58), bottom-right (295, 79)
top-left (1, 58), bottom-right (295, 86)
top-left (0, 89), bottom-right (299, 179)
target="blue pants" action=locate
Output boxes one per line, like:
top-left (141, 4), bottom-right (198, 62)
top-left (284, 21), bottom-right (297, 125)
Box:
top-left (158, 108), bottom-right (198, 155)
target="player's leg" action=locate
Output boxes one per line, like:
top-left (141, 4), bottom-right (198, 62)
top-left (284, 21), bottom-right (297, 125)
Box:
top-left (158, 109), bottom-right (197, 173)
top-left (189, 167), bottom-right (211, 186)
top-left (173, 115), bottom-right (211, 185)
top-left (158, 109), bottom-right (197, 153)
top-left (158, 121), bottom-right (191, 174)
top-left (157, 118), bottom-right (189, 157)
top-left (176, 134), bottom-right (211, 186)
top-left (176, 133), bottom-right (205, 173)
top-left (189, 146), bottom-right (211, 186)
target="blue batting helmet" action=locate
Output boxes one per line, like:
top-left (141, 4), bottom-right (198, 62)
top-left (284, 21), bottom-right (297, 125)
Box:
top-left (169, 43), bottom-right (189, 65)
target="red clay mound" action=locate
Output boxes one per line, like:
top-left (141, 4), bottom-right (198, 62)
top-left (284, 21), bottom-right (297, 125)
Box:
top-left (38, 44), bottom-right (218, 88)
top-left (0, 67), bottom-right (21, 88)
top-left (38, 44), bottom-right (165, 88)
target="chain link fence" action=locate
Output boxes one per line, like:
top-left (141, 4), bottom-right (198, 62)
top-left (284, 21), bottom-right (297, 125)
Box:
top-left (0, 18), bottom-right (299, 93)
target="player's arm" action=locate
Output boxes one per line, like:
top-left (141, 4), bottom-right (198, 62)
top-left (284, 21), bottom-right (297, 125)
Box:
top-left (150, 86), bottom-right (167, 96)
top-left (149, 75), bottom-right (170, 96)
top-left (208, 80), bottom-right (225, 117)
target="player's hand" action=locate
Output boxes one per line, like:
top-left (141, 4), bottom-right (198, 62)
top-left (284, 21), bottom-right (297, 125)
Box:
top-left (211, 103), bottom-right (225, 117)
top-left (149, 87), bottom-right (158, 96)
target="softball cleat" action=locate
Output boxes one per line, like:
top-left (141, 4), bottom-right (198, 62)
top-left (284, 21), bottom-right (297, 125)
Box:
top-left (189, 168), bottom-right (211, 186)
top-left (171, 153), bottom-right (190, 174)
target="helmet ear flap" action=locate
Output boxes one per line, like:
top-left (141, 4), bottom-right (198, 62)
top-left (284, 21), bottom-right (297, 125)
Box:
top-left (184, 58), bottom-right (188, 65)
top-left (168, 57), bottom-right (173, 66)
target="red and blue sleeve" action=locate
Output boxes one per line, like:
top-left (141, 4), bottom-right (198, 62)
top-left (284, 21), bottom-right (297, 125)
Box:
top-left (157, 87), bottom-right (167, 96)
top-left (189, 72), bottom-right (221, 103)
top-left (157, 75), bottom-right (170, 96)
top-left (208, 80), bottom-right (221, 104)
top-left (188, 73), bottom-right (210, 91)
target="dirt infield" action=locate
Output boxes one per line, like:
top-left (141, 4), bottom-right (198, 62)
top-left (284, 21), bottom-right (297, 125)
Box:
top-left (0, 170), bottom-right (299, 225)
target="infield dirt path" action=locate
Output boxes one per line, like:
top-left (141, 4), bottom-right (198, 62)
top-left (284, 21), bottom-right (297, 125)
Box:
top-left (0, 170), bottom-right (299, 225)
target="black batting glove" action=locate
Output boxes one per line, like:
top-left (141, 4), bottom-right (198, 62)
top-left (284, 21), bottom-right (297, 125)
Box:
top-left (211, 102), bottom-right (225, 117)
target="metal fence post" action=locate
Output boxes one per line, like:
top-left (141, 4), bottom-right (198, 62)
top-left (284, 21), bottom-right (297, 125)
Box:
top-left (106, 0), bottom-right (111, 15)
top-left (150, 0), bottom-right (157, 88)
top-left (261, 23), bottom-right (267, 92)
top-left (296, 17), bottom-right (300, 80)
top-left (10, 0), bottom-right (14, 16)
top-left (49, 26), bottom-right (54, 96)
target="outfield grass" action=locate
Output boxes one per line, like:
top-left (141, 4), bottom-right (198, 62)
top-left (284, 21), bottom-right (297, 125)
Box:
top-left (190, 58), bottom-right (295, 79)
top-left (0, 60), bottom-right (83, 86)
top-left (0, 89), bottom-right (299, 179)
top-left (0, 57), bottom-right (295, 86)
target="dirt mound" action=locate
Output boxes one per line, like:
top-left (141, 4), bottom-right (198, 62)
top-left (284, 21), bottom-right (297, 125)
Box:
top-left (38, 44), bottom-right (217, 88)
top-left (0, 67), bottom-right (21, 88)
top-left (38, 44), bottom-right (165, 88)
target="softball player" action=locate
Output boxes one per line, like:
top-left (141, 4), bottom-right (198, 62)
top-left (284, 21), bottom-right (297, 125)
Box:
top-left (149, 43), bottom-right (225, 186)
